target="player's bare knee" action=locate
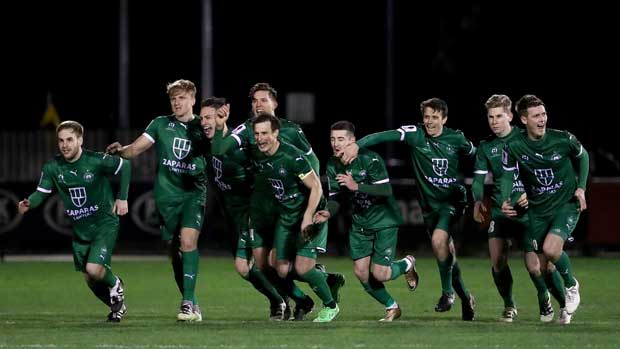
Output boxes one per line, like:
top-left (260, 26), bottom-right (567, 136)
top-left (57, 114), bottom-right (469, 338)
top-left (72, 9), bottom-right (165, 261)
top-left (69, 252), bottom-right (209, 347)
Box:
top-left (235, 259), bottom-right (250, 279)
top-left (353, 267), bottom-right (369, 283)
top-left (370, 266), bottom-right (390, 282)
top-left (85, 263), bottom-right (104, 280)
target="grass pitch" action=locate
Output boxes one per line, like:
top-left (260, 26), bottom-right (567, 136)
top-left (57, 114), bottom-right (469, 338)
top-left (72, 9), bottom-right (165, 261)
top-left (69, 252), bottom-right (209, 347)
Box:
top-left (1, 257), bottom-right (618, 348)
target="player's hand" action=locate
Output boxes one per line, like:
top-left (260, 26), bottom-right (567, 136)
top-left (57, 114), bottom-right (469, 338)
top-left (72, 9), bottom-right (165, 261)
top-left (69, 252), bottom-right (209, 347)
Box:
top-left (341, 143), bottom-right (359, 165)
top-left (336, 173), bottom-right (359, 191)
top-left (113, 199), bottom-right (128, 216)
top-left (516, 193), bottom-right (529, 209)
top-left (312, 210), bottom-right (331, 224)
top-left (106, 142), bottom-right (123, 155)
top-left (574, 188), bottom-right (587, 212)
top-left (17, 199), bottom-right (30, 215)
top-left (215, 104), bottom-right (230, 130)
top-left (501, 200), bottom-right (518, 217)
top-left (473, 200), bottom-right (487, 223)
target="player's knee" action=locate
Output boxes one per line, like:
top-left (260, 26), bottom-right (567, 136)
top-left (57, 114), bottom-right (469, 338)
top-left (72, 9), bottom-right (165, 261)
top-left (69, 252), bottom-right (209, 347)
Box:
top-left (179, 237), bottom-right (197, 251)
top-left (370, 268), bottom-right (390, 282)
top-left (235, 260), bottom-right (251, 279)
top-left (276, 263), bottom-right (290, 279)
top-left (85, 264), bottom-right (104, 280)
top-left (542, 245), bottom-right (561, 262)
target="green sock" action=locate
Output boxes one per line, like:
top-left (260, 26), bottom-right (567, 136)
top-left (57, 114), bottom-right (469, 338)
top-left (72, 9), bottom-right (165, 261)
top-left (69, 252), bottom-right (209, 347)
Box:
top-left (492, 266), bottom-right (515, 308)
top-left (452, 261), bottom-right (471, 300)
top-left (182, 249), bottom-right (199, 303)
top-left (554, 251), bottom-right (576, 287)
top-left (545, 270), bottom-right (566, 308)
top-left (266, 267), bottom-right (307, 302)
top-left (436, 253), bottom-right (454, 295)
top-left (528, 272), bottom-right (550, 307)
top-left (389, 258), bottom-right (408, 280)
top-left (361, 275), bottom-right (395, 307)
top-left (247, 264), bottom-right (283, 304)
top-left (299, 267), bottom-right (334, 307)
top-left (102, 266), bottom-right (117, 288)
top-left (170, 245), bottom-right (184, 296)
top-left (87, 280), bottom-right (111, 306)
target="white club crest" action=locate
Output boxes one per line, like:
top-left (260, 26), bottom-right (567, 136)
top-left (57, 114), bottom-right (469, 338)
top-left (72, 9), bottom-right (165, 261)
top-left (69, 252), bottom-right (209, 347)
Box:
top-left (172, 137), bottom-right (191, 160)
top-left (432, 158), bottom-right (449, 177)
top-left (69, 187), bottom-right (87, 207)
top-left (534, 168), bottom-right (554, 186)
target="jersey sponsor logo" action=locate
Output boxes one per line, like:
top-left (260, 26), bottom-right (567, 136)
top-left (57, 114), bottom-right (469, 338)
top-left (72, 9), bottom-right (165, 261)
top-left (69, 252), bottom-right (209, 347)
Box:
top-left (211, 157), bottom-right (231, 191)
top-left (431, 158), bottom-right (449, 176)
top-left (69, 187), bottom-right (87, 207)
top-left (0, 188), bottom-right (23, 235)
top-left (534, 168), bottom-right (554, 186)
top-left (162, 159), bottom-right (197, 172)
top-left (268, 178), bottom-right (285, 200)
top-left (66, 205), bottom-right (99, 220)
top-left (172, 137), bottom-right (192, 160)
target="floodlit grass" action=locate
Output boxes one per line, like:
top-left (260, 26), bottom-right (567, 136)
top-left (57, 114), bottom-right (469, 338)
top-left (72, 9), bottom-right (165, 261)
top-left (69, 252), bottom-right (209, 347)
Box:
top-left (1, 257), bottom-right (618, 348)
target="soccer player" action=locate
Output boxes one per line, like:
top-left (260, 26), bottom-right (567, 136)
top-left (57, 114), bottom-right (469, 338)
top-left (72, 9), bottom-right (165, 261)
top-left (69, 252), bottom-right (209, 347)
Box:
top-left (473, 94), bottom-right (563, 322)
top-left (211, 83), bottom-right (343, 320)
top-left (312, 121), bottom-right (419, 321)
top-left (342, 98), bottom-right (476, 320)
top-left (252, 113), bottom-right (341, 323)
top-left (18, 121), bottom-right (130, 322)
top-left (500, 94), bottom-right (588, 324)
top-left (106, 79), bottom-right (208, 321)
top-left (199, 97), bottom-right (287, 319)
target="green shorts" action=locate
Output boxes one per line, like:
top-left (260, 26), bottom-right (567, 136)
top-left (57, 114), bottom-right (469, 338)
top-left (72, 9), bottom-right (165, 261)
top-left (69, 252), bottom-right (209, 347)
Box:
top-left (221, 194), bottom-right (253, 260)
top-left (156, 195), bottom-right (205, 241)
top-left (525, 201), bottom-right (581, 253)
top-left (72, 220), bottom-right (119, 272)
top-left (248, 191), bottom-right (278, 249)
top-left (273, 209), bottom-right (327, 261)
top-left (488, 209), bottom-right (529, 240)
top-left (349, 226), bottom-right (399, 266)
top-left (423, 202), bottom-right (465, 237)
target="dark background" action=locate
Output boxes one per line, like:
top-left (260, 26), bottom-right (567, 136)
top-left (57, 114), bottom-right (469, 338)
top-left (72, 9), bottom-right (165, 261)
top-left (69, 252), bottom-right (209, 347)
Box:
top-left (5, 1), bottom-right (618, 171)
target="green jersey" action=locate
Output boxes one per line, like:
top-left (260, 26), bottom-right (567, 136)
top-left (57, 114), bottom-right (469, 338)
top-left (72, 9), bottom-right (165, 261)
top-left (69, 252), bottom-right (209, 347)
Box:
top-left (501, 128), bottom-right (588, 216)
top-left (327, 148), bottom-right (403, 230)
top-left (143, 115), bottom-right (207, 204)
top-left (205, 141), bottom-right (252, 197)
top-left (358, 124), bottom-right (475, 213)
top-left (253, 141), bottom-right (318, 212)
top-left (31, 150), bottom-right (129, 241)
top-left (473, 127), bottom-right (525, 211)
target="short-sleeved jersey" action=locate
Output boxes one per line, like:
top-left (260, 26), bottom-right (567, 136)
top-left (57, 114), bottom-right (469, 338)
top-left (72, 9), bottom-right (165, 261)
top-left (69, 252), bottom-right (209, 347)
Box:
top-left (143, 115), bottom-right (207, 203)
top-left (398, 124), bottom-right (475, 212)
top-left (252, 141), bottom-right (317, 212)
top-left (474, 127), bottom-right (525, 210)
top-left (327, 148), bottom-right (403, 230)
top-left (36, 150), bottom-right (125, 241)
top-left (502, 129), bottom-right (586, 216)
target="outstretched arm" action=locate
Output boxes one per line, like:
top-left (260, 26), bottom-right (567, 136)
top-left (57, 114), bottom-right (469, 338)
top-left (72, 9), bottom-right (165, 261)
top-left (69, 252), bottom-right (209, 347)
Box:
top-left (106, 134), bottom-right (153, 159)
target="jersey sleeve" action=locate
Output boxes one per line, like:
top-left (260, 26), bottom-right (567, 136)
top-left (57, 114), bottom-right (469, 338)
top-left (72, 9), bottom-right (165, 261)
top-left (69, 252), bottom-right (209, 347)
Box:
top-left (472, 146), bottom-right (489, 202)
top-left (500, 144), bottom-right (517, 202)
top-left (458, 131), bottom-right (476, 157)
top-left (143, 117), bottom-right (160, 144)
top-left (366, 154), bottom-right (390, 185)
top-left (357, 129), bottom-right (404, 148)
top-left (292, 153), bottom-right (313, 180)
top-left (326, 161), bottom-right (340, 198)
top-left (566, 132), bottom-right (589, 189)
top-left (28, 162), bottom-right (55, 208)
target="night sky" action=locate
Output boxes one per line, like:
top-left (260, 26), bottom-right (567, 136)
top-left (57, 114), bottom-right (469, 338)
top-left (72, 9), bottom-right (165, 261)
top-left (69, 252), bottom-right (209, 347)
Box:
top-left (6, 1), bottom-right (617, 171)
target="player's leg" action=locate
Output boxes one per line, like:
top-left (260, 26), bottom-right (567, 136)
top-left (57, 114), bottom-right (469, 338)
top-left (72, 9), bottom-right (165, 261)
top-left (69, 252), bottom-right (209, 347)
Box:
top-left (489, 235), bottom-right (516, 321)
top-left (524, 251), bottom-right (554, 322)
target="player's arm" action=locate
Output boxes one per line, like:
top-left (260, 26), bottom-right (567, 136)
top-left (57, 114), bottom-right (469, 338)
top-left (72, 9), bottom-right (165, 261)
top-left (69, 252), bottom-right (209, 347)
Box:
top-left (499, 147), bottom-right (518, 217)
top-left (569, 133), bottom-right (589, 211)
top-left (106, 134), bottom-right (153, 159)
top-left (314, 164), bottom-right (339, 224)
top-left (300, 170), bottom-right (323, 231)
top-left (114, 157), bottom-right (131, 216)
top-left (211, 126), bottom-right (244, 156)
top-left (341, 129), bottom-right (402, 164)
top-left (19, 165), bottom-right (54, 214)
top-left (357, 154), bottom-right (393, 197)
top-left (472, 147), bottom-right (488, 223)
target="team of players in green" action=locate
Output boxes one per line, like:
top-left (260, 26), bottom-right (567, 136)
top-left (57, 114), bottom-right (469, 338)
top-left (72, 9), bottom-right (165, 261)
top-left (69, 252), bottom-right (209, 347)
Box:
top-left (18, 80), bottom-right (586, 325)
